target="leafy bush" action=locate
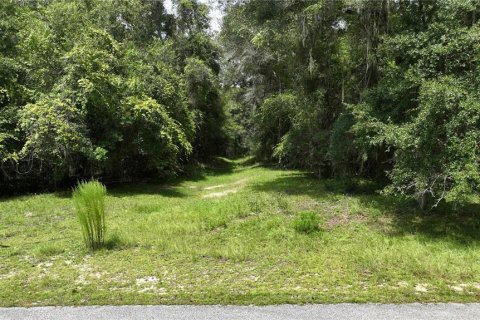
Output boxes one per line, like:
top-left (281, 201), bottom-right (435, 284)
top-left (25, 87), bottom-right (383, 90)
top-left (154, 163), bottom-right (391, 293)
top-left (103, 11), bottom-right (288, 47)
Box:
top-left (255, 92), bottom-right (297, 161)
top-left (293, 211), bottom-right (320, 234)
top-left (0, 0), bottom-right (223, 192)
top-left (184, 57), bottom-right (227, 158)
top-left (72, 180), bottom-right (107, 250)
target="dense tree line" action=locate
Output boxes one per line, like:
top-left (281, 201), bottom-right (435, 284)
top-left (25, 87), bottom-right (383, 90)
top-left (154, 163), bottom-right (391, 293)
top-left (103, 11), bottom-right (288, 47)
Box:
top-left (2, 0), bottom-right (480, 209)
top-left (0, 0), bottom-right (226, 192)
top-left (221, 0), bottom-right (480, 208)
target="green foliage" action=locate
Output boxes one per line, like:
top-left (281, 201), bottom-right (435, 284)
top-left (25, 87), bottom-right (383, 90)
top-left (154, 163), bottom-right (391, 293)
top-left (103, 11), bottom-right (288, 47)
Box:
top-left (293, 211), bottom-right (321, 234)
top-left (72, 180), bottom-right (107, 250)
top-left (0, 0), bottom-right (225, 191)
top-left (4, 0), bottom-right (480, 211)
top-left (256, 93), bottom-right (297, 161)
top-left (184, 57), bottom-right (226, 158)
top-left (222, 0), bottom-right (480, 207)
top-left (351, 3), bottom-right (480, 206)
top-left (19, 95), bottom-right (93, 168)
top-left (119, 96), bottom-right (192, 173)
top-left (328, 114), bottom-right (357, 176)
top-left (223, 89), bottom-right (250, 156)
top-left (392, 78), bottom-right (480, 203)
top-left (356, 77), bottom-right (480, 207)
top-left (221, 0), bottom-right (349, 176)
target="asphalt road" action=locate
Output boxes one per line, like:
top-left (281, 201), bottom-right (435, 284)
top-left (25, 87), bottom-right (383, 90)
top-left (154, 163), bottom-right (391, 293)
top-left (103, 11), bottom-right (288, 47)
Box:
top-left (1, 304), bottom-right (480, 320)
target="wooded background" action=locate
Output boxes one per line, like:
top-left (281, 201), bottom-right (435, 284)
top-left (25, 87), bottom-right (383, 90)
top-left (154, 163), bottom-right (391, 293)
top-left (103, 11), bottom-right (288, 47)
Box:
top-left (1, 0), bottom-right (480, 208)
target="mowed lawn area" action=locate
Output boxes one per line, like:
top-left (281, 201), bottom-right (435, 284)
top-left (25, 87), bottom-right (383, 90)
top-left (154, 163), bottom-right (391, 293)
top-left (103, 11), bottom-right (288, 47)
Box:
top-left (1, 158), bottom-right (480, 306)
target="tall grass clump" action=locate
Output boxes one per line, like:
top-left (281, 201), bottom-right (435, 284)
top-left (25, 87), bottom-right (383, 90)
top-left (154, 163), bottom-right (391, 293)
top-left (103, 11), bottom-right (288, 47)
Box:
top-left (293, 211), bottom-right (321, 234)
top-left (72, 180), bottom-right (107, 250)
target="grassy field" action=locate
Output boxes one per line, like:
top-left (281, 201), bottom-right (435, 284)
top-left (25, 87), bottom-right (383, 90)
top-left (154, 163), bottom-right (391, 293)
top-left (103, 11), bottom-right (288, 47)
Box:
top-left (1, 158), bottom-right (480, 306)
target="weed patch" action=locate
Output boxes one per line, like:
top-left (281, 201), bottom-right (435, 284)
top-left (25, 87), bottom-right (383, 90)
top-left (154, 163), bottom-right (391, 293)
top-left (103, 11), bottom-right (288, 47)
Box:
top-left (293, 211), bottom-right (321, 234)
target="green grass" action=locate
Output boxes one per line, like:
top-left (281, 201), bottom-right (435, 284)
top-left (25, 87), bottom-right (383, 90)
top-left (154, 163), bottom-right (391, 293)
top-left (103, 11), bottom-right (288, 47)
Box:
top-left (1, 157), bottom-right (480, 306)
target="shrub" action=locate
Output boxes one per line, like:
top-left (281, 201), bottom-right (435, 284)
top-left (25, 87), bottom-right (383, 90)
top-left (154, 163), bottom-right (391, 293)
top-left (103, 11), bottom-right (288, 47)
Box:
top-left (293, 211), bottom-right (320, 234)
top-left (72, 180), bottom-right (107, 250)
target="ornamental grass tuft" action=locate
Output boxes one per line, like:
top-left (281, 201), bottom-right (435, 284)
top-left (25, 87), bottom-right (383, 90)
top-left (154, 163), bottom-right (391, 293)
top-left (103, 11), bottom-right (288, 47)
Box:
top-left (72, 180), bottom-right (107, 250)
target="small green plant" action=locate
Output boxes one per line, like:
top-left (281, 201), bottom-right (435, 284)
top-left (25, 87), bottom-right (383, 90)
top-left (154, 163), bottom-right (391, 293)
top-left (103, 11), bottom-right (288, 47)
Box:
top-left (34, 243), bottom-right (64, 260)
top-left (293, 211), bottom-right (320, 234)
top-left (72, 180), bottom-right (107, 250)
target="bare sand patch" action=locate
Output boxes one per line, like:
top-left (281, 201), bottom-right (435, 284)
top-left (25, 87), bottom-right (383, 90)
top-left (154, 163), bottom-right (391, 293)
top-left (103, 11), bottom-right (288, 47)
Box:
top-left (204, 184), bottom-right (226, 190)
top-left (202, 179), bottom-right (248, 198)
top-left (203, 189), bottom-right (239, 198)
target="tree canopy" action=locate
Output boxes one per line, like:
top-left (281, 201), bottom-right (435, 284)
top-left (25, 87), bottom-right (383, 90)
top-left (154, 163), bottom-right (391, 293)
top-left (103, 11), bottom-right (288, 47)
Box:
top-left (220, 0), bottom-right (480, 208)
top-left (0, 0), bottom-right (226, 192)
top-left (2, 0), bottom-right (480, 208)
